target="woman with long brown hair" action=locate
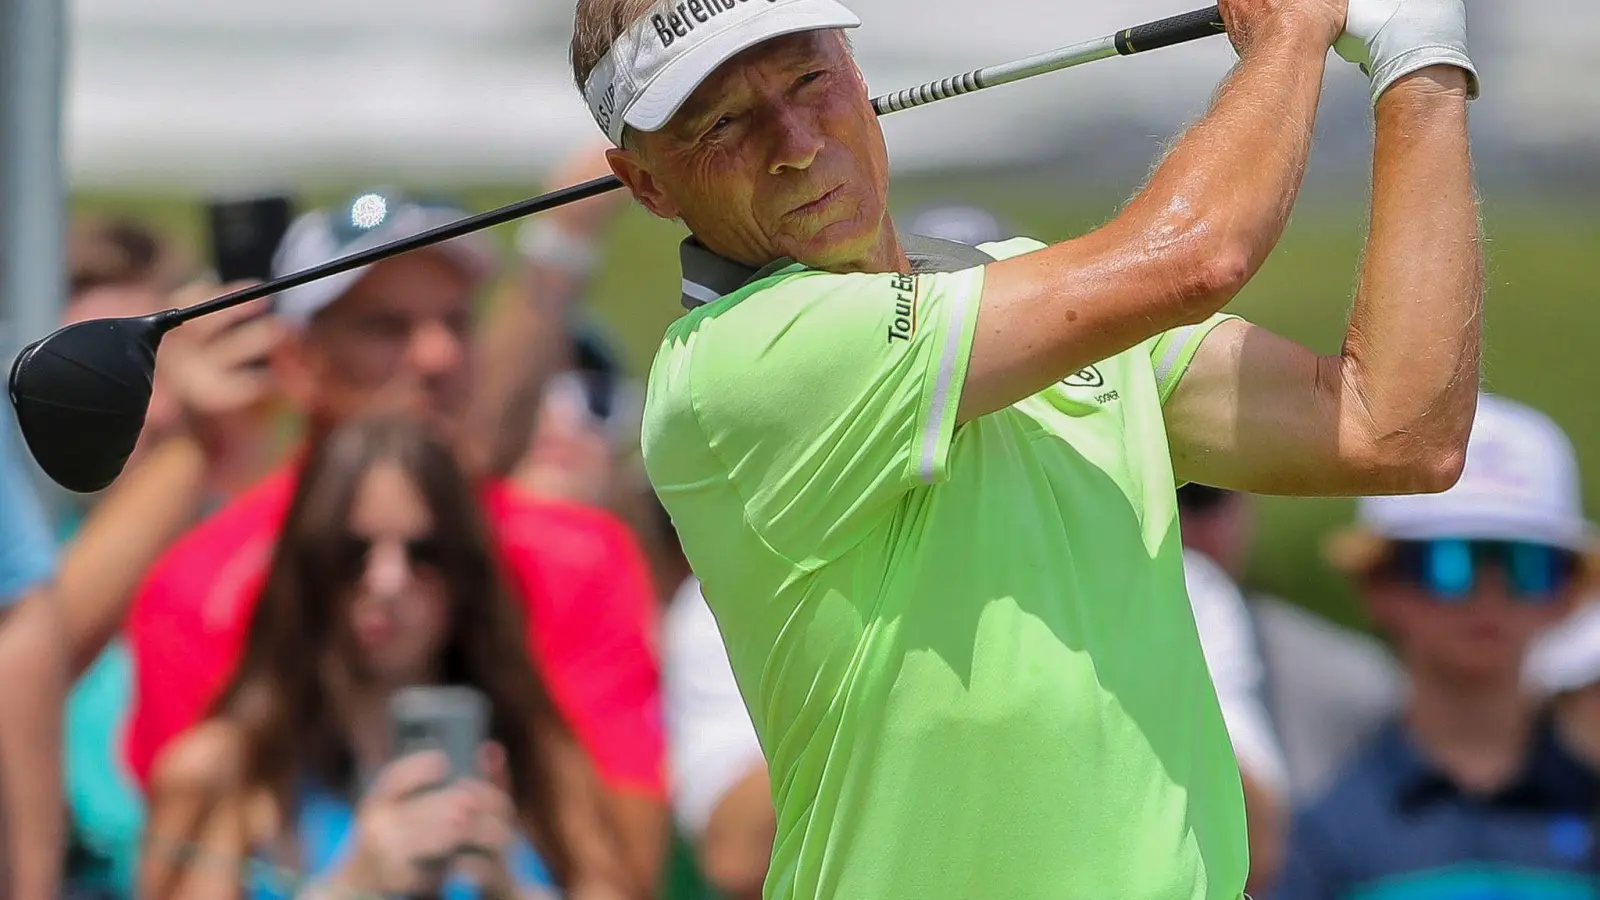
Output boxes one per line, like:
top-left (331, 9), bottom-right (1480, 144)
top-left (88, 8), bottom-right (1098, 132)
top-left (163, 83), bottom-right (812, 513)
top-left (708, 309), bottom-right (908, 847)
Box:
top-left (138, 415), bottom-right (631, 900)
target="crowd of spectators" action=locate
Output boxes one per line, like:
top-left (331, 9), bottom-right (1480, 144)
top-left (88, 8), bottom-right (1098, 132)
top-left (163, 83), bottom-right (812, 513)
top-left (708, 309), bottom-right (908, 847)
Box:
top-left (0, 144), bottom-right (1594, 900)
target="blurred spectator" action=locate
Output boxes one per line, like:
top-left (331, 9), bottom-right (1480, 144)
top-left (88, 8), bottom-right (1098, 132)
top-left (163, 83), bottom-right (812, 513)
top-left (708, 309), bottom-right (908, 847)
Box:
top-left (140, 416), bottom-right (628, 899)
top-left (470, 144), bottom-right (632, 481)
top-left (56, 278), bottom-right (283, 900)
top-left (124, 189), bottom-right (666, 895)
top-left (58, 217), bottom-right (287, 897)
top-left (1178, 484), bottom-right (1406, 804)
top-left (0, 402), bottom-right (68, 898)
top-left (511, 324), bottom-right (641, 511)
top-left (1527, 598), bottom-right (1600, 769)
top-left (1276, 393), bottom-right (1598, 900)
top-left (59, 217), bottom-right (198, 519)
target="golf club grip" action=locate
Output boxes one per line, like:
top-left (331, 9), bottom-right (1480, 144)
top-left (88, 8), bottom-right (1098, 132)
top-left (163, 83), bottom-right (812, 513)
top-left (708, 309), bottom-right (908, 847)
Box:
top-left (1114, 6), bottom-right (1224, 55)
top-left (162, 175), bottom-right (627, 326)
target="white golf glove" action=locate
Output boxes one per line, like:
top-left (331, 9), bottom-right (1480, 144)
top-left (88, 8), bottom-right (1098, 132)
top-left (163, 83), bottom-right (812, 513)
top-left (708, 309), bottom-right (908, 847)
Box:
top-left (1335, 0), bottom-right (1480, 105)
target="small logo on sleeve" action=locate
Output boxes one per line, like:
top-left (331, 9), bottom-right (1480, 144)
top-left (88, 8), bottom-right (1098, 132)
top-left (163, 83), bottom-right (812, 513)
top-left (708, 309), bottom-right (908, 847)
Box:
top-left (886, 273), bottom-right (918, 343)
top-left (1061, 367), bottom-right (1104, 388)
top-left (1060, 365), bottom-right (1119, 405)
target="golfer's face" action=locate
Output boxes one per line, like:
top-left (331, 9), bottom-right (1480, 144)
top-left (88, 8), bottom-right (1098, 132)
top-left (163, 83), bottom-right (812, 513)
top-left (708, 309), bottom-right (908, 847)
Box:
top-left (299, 253), bottom-right (477, 437)
top-left (635, 31), bottom-right (892, 271)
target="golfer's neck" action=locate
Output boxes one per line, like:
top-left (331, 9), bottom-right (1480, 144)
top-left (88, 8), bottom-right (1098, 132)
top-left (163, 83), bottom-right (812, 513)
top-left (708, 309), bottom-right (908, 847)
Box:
top-left (830, 221), bottom-right (910, 276)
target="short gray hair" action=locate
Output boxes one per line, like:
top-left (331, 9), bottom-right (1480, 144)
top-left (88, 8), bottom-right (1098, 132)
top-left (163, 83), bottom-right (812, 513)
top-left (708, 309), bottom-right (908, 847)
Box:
top-left (570, 0), bottom-right (658, 94)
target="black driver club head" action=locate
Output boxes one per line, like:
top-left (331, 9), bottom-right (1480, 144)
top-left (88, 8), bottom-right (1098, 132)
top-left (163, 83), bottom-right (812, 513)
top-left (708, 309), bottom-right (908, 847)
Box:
top-left (8, 313), bottom-right (173, 493)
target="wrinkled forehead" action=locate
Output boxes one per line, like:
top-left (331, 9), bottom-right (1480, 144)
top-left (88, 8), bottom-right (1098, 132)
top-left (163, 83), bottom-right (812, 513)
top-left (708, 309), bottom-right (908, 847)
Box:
top-left (669, 31), bottom-right (844, 125)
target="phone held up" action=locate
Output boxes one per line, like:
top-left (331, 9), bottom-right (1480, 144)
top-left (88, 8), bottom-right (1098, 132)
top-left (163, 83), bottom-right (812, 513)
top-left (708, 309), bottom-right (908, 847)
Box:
top-left (204, 194), bottom-right (294, 369)
top-left (206, 194), bottom-right (295, 285)
top-left (388, 685), bottom-right (490, 789)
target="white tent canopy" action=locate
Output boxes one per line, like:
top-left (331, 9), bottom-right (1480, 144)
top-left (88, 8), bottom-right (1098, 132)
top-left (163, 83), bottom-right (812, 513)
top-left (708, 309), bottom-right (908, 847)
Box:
top-left (66, 0), bottom-right (1597, 190)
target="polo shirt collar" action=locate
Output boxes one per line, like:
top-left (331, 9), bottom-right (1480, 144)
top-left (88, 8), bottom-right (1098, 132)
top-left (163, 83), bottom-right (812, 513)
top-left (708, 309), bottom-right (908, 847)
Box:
top-left (1380, 712), bottom-right (1600, 812)
top-left (677, 233), bottom-right (998, 309)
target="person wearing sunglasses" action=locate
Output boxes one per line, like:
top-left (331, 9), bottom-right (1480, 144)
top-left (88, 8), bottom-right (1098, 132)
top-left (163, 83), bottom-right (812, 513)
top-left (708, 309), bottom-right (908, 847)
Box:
top-left (139, 415), bottom-right (630, 900)
top-left (1276, 393), bottom-right (1600, 900)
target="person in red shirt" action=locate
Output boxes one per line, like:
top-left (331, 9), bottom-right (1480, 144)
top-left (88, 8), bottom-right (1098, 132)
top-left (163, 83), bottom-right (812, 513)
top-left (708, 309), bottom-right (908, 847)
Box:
top-left (125, 188), bottom-right (667, 895)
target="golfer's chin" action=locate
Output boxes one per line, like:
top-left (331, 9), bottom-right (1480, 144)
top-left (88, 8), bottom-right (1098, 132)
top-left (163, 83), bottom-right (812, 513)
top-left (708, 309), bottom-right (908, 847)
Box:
top-left (780, 205), bottom-right (886, 274)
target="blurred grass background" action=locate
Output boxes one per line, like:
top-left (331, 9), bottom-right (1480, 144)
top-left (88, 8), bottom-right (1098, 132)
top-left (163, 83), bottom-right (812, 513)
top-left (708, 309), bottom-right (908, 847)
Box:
top-left (68, 172), bottom-right (1600, 632)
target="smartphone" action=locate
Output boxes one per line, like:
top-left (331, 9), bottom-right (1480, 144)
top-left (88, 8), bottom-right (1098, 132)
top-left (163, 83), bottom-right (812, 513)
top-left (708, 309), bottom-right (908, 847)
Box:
top-left (388, 686), bottom-right (490, 785)
top-left (206, 194), bottom-right (295, 284)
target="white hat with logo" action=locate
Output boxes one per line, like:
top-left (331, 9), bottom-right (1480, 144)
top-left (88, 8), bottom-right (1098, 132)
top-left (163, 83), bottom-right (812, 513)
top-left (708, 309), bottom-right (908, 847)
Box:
top-left (583, 0), bottom-right (861, 147)
top-left (1325, 393), bottom-right (1599, 574)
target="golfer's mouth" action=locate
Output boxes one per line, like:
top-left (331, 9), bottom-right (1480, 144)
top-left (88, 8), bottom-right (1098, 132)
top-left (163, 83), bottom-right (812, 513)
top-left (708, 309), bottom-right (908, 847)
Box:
top-left (787, 185), bottom-right (846, 218)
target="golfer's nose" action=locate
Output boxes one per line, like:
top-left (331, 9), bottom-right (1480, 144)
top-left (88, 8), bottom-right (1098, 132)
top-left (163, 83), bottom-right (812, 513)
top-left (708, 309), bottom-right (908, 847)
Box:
top-left (768, 107), bottom-right (823, 175)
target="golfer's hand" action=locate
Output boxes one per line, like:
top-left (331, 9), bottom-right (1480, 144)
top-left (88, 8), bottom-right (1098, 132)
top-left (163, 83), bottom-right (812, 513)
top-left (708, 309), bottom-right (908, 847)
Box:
top-left (158, 282), bottom-right (282, 471)
top-left (1336, 0), bottom-right (1479, 104)
top-left (1219, 0), bottom-right (1347, 56)
top-left (332, 750), bottom-right (477, 896)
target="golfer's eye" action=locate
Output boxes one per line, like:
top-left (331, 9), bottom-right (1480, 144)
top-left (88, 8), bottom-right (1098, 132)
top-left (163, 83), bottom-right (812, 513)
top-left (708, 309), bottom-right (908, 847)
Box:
top-left (797, 70), bottom-right (826, 87)
top-left (704, 115), bottom-right (735, 138)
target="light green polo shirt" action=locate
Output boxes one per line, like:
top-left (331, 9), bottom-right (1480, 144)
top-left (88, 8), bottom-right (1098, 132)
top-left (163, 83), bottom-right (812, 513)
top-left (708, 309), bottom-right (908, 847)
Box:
top-left (642, 236), bottom-right (1246, 900)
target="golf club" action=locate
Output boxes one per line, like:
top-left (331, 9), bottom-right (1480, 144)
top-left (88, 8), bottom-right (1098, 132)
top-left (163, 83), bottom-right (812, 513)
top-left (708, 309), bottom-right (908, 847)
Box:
top-left (10, 4), bottom-right (1226, 494)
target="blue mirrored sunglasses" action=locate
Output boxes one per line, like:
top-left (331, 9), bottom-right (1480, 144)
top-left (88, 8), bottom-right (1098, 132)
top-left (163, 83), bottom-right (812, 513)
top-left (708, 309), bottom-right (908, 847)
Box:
top-left (1386, 539), bottom-right (1579, 603)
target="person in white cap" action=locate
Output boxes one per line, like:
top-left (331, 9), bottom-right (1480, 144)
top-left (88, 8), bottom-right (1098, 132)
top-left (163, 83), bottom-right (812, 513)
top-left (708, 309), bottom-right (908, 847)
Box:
top-left (1279, 393), bottom-right (1600, 900)
top-left (569, 0), bottom-right (1482, 897)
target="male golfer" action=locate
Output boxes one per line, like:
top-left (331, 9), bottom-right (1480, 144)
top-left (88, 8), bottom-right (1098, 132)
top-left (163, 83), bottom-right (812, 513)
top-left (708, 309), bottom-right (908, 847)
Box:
top-left (573, 0), bottom-right (1481, 896)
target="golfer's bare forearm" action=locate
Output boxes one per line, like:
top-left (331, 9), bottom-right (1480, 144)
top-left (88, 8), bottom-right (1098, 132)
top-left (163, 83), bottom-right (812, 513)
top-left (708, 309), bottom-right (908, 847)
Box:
top-left (56, 435), bottom-right (209, 676)
top-left (962, 27), bottom-right (1328, 422)
top-left (1338, 67), bottom-right (1480, 481)
top-left (1124, 27), bottom-right (1328, 288)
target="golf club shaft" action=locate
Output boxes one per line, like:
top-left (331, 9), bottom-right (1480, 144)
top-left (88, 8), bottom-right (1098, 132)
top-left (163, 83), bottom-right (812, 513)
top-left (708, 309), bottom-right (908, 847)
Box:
top-left (872, 6), bottom-right (1223, 114)
top-left (161, 4), bottom-right (1223, 329)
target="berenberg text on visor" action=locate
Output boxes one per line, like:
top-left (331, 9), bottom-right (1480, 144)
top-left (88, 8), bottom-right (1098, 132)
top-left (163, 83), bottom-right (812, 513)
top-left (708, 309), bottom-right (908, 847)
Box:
top-left (652, 0), bottom-right (781, 49)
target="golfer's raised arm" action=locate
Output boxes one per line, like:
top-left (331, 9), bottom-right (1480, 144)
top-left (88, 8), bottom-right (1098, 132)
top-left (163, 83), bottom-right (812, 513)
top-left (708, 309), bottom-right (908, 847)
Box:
top-left (1161, 0), bottom-right (1482, 496)
top-left (956, 0), bottom-right (1345, 424)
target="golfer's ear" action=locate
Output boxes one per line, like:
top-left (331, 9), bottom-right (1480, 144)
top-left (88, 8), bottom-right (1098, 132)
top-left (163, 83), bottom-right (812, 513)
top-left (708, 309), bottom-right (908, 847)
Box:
top-left (608, 146), bottom-right (680, 221)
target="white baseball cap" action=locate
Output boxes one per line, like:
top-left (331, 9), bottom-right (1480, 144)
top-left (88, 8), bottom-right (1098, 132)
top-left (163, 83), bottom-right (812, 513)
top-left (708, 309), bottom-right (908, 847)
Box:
top-left (1326, 393), bottom-right (1598, 572)
top-left (270, 190), bottom-right (496, 327)
top-left (583, 0), bottom-right (861, 147)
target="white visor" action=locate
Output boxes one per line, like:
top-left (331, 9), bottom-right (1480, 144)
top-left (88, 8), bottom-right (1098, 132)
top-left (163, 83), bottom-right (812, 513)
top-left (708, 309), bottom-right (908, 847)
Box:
top-left (584, 0), bottom-right (861, 146)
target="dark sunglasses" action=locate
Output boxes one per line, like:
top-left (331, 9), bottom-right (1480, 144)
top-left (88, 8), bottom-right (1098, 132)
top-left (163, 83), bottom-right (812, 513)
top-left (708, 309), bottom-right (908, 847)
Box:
top-left (1384, 539), bottom-right (1579, 603)
top-left (336, 534), bottom-right (451, 579)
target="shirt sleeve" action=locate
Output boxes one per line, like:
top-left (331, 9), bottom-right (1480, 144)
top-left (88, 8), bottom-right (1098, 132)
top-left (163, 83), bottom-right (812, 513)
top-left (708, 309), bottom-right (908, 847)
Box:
top-left (1183, 548), bottom-right (1290, 799)
top-left (686, 265), bottom-right (985, 564)
top-left (662, 576), bottom-right (765, 838)
top-left (1148, 312), bottom-right (1242, 405)
top-left (0, 411), bottom-right (56, 606)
